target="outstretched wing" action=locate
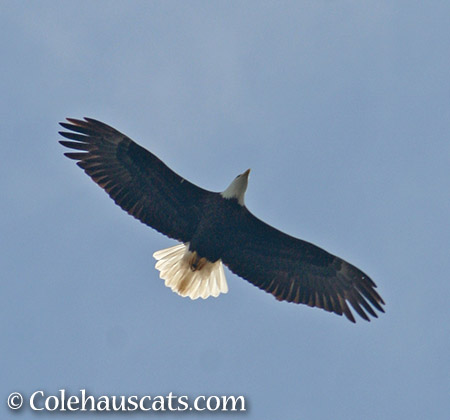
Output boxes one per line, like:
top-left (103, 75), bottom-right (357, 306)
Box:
top-left (221, 208), bottom-right (384, 322)
top-left (59, 117), bottom-right (212, 242)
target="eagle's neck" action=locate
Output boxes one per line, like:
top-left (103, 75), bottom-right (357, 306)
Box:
top-left (220, 169), bottom-right (250, 206)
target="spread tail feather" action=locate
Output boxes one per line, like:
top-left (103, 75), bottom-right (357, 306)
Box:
top-left (153, 243), bottom-right (228, 299)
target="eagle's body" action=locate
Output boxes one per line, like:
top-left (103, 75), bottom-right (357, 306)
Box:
top-left (59, 118), bottom-right (385, 323)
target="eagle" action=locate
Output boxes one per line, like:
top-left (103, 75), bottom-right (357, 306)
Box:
top-left (59, 118), bottom-right (384, 323)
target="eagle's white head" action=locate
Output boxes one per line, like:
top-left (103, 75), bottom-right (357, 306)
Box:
top-left (221, 169), bottom-right (250, 206)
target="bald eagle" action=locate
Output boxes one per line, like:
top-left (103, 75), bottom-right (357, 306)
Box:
top-left (59, 118), bottom-right (384, 323)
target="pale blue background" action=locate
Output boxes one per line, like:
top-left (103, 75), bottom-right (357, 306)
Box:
top-left (1, 1), bottom-right (449, 419)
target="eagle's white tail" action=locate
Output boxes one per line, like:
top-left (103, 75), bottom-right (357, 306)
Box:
top-left (153, 243), bottom-right (228, 299)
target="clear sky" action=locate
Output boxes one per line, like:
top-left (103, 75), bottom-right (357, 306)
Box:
top-left (1, 1), bottom-right (449, 419)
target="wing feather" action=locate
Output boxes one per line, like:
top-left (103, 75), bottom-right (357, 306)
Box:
top-left (59, 117), bottom-right (212, 242)
top-left (221, 209), bottom-right (385, 322)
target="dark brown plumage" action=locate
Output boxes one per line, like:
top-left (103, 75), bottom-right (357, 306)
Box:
top-left (59, 118), bottom-right (385, 322)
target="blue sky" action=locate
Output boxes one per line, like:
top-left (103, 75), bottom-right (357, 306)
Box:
top-left (1, 1), bottom-right (449, 419)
